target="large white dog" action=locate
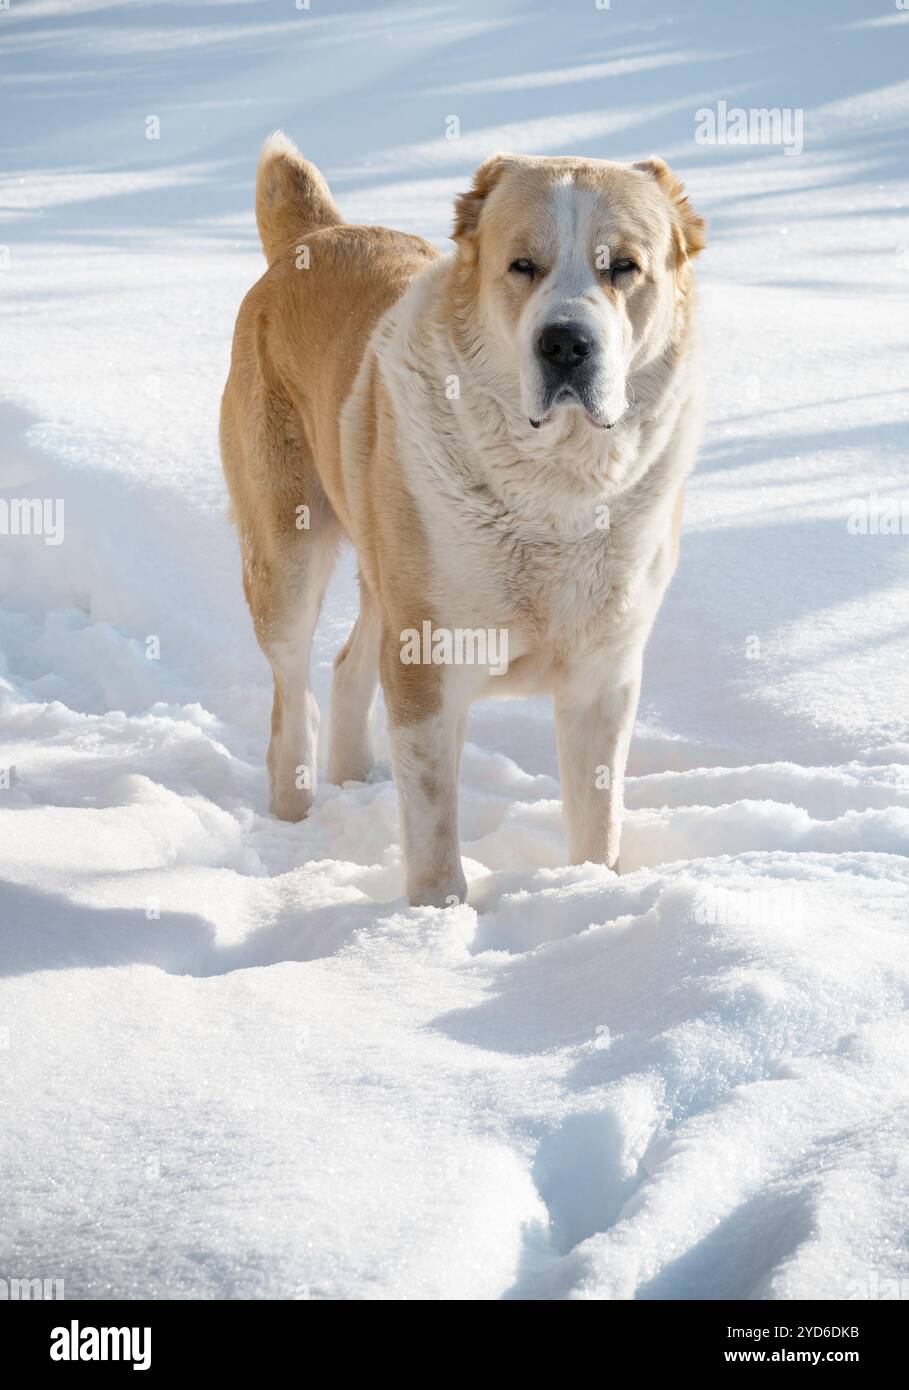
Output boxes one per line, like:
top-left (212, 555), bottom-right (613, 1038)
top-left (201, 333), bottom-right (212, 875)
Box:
top-left (221, 133), bottom-right (706, 906)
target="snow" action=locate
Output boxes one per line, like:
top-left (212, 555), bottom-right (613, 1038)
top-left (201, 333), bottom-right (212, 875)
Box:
top-left (1, 0), bottom-right (908, 1300)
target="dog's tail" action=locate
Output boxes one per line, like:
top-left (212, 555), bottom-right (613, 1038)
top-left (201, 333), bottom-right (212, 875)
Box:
top-left (255, 131), bottom-right (343, 265)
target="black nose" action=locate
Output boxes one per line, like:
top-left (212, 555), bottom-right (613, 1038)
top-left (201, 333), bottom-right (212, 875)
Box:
top-left (537, 321), bottom-right (593, 372)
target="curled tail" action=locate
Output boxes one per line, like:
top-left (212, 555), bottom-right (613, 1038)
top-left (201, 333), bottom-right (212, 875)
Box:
top-left (255, 130), bottom-right (343, 265)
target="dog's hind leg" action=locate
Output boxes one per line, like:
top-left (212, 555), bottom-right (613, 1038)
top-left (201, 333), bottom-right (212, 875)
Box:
top-left (329, 576), bottom-right (380, 785)
top-left (260, 527), bottom-right (337, 821)
top-left (227, 420), bottom-right (340, 822)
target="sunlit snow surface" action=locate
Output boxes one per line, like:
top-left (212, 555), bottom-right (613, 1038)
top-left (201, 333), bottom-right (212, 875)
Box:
top-left (1, 0), bottom-right (908, 1300)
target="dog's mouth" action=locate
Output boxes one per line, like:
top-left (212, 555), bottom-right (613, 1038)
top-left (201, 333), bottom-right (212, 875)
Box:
top-left (530, 411), bottom-right (613, 431)
top-left (529, 385), bottom-right (615, 432)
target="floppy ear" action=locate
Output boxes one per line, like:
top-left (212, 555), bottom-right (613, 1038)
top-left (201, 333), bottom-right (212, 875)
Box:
top-left (452, 153), bottom-right (512, 242)
top-left (634, 156), bottom-right (706, 262)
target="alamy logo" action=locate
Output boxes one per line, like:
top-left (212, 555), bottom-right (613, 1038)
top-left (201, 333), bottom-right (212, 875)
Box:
top-left (400, 621), bottom-right (509, 676)
top-left (0, 497), bottom-right (64, 545)
top-left (695, 101), bottom-right (804, 156)
top-left (846, 1272), bottom-right (909, 1299)
top-left (695, 885), bottom-right (805, 929)
top-left (847, 494), bottom-right (909, 535)
top-left (0, 1275), bottom-right (64, 1300)
top-left (50, 1321), bottom-right (151, 1372)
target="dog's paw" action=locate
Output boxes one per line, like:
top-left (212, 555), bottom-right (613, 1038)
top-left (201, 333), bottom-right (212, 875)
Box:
top-left (328, 750), bottom-right (375, 786)
top-left (269, 783), bottom-right (315, 822)
top-left (408, 873), bottom-right (468, 910)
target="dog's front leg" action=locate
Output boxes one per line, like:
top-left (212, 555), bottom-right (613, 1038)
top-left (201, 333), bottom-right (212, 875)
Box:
top-left (554, 655), bottom-right (643, 871)
top-left (380, 633), bottom-right (469, 908)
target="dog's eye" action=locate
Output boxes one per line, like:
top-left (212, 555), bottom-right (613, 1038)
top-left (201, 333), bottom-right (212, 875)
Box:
top-left (509, 258), bottom-right (537, 278)
top-left (609, 258), bottom-right (639, 280)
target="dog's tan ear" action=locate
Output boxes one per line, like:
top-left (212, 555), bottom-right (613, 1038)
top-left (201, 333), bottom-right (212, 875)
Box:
top-left (452, 153), bottom-right (512, 241)
top-left (634, 156), bottom-right (706, 261)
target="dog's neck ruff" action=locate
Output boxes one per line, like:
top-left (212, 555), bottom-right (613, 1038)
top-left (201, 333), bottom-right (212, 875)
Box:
top-left (450, 342), bottom-right (689, 544)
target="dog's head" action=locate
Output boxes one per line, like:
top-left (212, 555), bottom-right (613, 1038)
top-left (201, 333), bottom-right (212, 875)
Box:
top-left (452, 153), bottom-right (705, 432)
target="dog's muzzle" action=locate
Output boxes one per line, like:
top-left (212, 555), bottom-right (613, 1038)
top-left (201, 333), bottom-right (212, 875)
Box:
top-left (531, 319), bottom-right (611, 429)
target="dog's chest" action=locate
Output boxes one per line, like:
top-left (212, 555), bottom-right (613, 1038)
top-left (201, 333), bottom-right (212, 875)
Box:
top-left (386, 347), bottom-right (684, 656)
top-left (512, 528), bottom-right (626, 636)
top-left (437, 486), bottom-right (664, 652)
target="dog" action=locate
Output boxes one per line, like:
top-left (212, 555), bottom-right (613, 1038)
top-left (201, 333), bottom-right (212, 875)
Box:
top-left (220, 132), bottom-right (706, 906)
